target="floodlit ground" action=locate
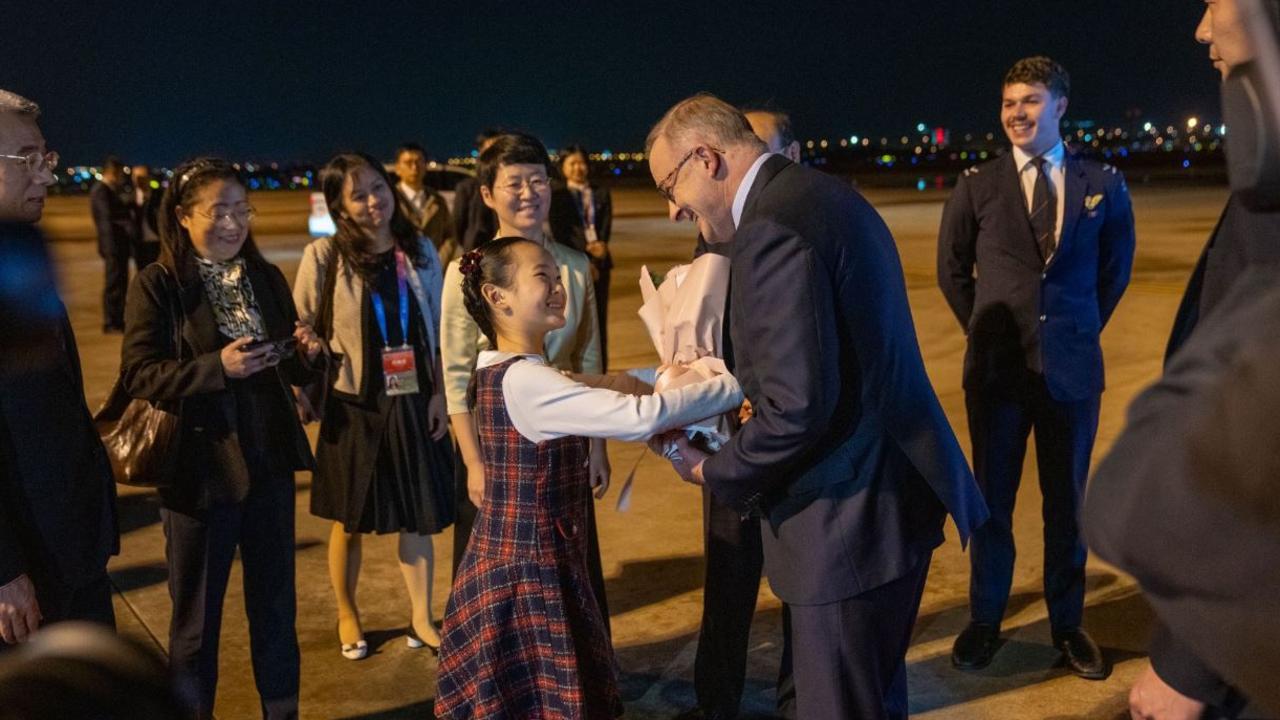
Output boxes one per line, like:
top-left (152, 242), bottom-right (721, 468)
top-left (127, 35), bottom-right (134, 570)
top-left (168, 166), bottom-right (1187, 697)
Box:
top-left (38, 183), bottom-right (1228, 719)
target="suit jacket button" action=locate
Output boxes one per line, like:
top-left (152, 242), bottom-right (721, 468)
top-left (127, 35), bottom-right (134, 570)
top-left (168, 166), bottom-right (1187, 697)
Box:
top-left (1041, 272), bottom-right (1047, 280)
top-left (1039, 314), bottom-right (1047, 322)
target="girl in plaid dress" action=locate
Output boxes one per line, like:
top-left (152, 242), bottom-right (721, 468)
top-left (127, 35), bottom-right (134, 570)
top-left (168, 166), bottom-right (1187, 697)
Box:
top-left (436, 238), bottom-right (743, 719)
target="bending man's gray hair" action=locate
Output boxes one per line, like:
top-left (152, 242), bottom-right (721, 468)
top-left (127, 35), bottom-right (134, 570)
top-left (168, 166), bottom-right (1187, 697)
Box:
top-left (0, 89), bottom-right (40, 117)
top-left (646, 92), bottom-right (767, 154)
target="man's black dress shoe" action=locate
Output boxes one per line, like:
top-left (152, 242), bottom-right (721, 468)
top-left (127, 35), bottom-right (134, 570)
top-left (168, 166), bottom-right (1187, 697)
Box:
top-left (1053, 628), bottom-right (1110, 680)
top-left (951, 621), bottom-right (1001, 670)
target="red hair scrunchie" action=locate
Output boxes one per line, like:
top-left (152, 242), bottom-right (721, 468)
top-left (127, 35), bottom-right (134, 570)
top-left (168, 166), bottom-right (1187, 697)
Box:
top-left (459, 249), bottom-right (483, 277)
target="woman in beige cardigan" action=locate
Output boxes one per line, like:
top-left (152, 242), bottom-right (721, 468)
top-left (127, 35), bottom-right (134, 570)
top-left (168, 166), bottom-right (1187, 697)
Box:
top-left (294, 153), bottom-right (452, 660)
top-left (440, 133), bottom-right (612, 624)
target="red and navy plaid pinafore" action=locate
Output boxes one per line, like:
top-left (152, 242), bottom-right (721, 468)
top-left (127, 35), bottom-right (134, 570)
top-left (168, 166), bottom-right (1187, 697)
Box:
top-left (436, 358), bottom-right (621, 720)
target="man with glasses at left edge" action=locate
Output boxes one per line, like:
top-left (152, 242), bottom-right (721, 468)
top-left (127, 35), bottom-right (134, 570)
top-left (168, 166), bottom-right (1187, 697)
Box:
top-left (0, 88), bottom-right (119, 647)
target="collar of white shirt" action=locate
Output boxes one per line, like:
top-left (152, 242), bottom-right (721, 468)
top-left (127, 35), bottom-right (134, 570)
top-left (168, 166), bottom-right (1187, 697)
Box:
top-left (478, 350), bottom-right (545, 369)
top-left (398, 182), bottom-right (425, 207)
top-left (731, 152), bottom-right (773, 229)
top-left (1012, 141), bottom-right (1065, 175)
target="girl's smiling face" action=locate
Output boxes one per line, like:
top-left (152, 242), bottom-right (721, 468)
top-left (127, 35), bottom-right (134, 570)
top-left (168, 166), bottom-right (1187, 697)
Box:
top-left (486, 242), bottom-right (566, 338)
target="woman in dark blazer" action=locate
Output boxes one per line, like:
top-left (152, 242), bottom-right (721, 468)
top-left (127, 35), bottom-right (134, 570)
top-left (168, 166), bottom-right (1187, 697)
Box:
top-left (549, 144), bottom-right (613, 369)
top-left (119, 157), bottom-right (322, 720)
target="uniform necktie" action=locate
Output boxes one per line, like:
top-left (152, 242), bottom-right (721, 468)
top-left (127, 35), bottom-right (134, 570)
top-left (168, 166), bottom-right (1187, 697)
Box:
top-left (1029, 156), bottom-right (1057, 262)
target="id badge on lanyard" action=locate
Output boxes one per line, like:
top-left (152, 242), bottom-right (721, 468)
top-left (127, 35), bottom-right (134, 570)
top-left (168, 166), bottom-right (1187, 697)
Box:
top-left (372, 250), bottom-right (419, 397)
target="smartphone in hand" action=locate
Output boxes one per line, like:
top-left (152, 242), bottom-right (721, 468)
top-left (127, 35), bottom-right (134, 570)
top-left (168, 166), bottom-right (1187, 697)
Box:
top-left (241, 337), bottom-right (298, 367)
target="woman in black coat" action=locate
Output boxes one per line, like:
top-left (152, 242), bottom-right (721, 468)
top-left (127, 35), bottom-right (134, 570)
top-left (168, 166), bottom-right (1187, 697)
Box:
top-left (119, 157), bottom-right (323, 720)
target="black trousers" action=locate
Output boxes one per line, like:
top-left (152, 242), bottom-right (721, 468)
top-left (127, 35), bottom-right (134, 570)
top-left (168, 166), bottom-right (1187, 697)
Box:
top-left (695, 487), bottom-right (794, 718)
top-left (101, 243), bottom-right (131, 328)
top-left (37, 572), bottom-right (115, 628)
top-left (449, 443), bottom-right (610, 631)
top-left (161, 476), bottom-right (299, 720)
top-left (789, 554), bottom-right (931, 720)
top-left (965, 378), bottom-right (1100, 632)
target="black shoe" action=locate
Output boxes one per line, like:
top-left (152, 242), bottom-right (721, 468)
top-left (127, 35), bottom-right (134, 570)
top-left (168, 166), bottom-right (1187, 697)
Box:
top-left (1053, 628), bottom-right (1110, 680)
top-left (672, 708), bottom-right (733, 720)
top-left (951, 621), bottom-right (1001, 670)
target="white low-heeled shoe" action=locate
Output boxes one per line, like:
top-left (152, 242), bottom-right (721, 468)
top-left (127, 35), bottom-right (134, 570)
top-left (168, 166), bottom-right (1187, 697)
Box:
top-left (341, 638), bottom-right (368, 661)
top-left (406, 622), bottom-right (440, 655)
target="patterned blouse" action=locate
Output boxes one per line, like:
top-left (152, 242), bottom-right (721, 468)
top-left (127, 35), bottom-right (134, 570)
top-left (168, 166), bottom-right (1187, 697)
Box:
top-left (195, 256), bottom-right (267, 340)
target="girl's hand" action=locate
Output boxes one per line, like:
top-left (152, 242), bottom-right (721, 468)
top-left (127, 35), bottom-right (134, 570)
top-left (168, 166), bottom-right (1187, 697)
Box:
top-left (293, 321), bottom-right (324, 361)
top-left (589, 438), bottom-right (611, 499)
top-left (466, 462), bottom-right (485, 508)
top-left (428, 394), bottom-right (449, 441)
top-left (221, 336), bottom-right (272, 379)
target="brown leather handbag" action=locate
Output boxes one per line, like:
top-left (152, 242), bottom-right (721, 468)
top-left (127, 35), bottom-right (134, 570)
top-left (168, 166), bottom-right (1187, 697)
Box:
top-left (94, 266), bottom-right (184, 488)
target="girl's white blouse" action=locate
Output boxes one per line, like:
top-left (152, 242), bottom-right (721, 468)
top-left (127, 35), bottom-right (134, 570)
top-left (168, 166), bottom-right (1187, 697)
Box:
top-left (476, 351), bottom-right (742, 444)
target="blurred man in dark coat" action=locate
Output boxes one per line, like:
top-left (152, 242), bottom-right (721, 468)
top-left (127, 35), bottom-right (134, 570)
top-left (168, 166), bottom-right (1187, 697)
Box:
top-left (1087, 1), bottom-right (1280, 717)
top-left (0, 88), bottom-right (118, 646)
top-left (91, 155), bottom-right (133, 333)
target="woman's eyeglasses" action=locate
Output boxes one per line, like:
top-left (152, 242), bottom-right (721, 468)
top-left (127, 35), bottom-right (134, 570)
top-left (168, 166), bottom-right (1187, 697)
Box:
top-left (191, 207), bottom-right (256, 226)
top-left (497, 176), bottom-right (550, 196)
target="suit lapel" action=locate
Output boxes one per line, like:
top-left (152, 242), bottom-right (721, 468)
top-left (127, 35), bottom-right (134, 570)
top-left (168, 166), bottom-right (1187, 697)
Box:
top-left (998, 154), bottom-right (1041, 260)
top-left (1053, 156), bottom-right (1089, 269)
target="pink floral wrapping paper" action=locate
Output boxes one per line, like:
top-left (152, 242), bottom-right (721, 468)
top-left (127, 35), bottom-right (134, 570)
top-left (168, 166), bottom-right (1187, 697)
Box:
top-left (616, 253), bottom-right (734, 511)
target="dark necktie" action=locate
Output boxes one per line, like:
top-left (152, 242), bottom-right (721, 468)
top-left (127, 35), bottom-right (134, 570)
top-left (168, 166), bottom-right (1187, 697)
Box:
top-left (1029, 156), bottom-right (1057, 262)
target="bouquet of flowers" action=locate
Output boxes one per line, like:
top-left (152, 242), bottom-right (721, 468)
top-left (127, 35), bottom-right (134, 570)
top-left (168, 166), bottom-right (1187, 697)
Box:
top-left (637, 252), bottom-right (733, 452)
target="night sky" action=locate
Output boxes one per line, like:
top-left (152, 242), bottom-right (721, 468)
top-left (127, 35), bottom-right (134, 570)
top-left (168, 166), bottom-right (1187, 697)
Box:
top-left (6, 1), bottom-right (1215, 166)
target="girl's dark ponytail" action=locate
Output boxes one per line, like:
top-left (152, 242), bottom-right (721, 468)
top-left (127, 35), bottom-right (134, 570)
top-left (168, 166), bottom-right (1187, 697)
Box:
top-left (458, 237), bottom-right (530, 348)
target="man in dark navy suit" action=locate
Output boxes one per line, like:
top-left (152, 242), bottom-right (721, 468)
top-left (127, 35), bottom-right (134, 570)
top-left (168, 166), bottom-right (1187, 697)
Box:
top-left (648, 93), bottom-right (989, 720)
top-left (937, 56), bottom-right (1135, 680)
top-left (673, 108), bottom-right (802, 720)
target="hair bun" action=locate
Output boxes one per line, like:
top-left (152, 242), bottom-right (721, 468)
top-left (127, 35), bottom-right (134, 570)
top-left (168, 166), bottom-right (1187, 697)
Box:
top-left (459, 249), bottom-right (483, 277)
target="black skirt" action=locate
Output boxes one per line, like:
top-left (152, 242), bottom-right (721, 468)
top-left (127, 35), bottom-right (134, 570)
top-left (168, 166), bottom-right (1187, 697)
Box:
top-left (310, 253), bottom-right (455, 534)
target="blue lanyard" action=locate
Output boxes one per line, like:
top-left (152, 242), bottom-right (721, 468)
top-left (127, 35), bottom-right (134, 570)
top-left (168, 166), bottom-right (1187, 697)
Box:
top-left (370, 249), bottom-right (410, 348)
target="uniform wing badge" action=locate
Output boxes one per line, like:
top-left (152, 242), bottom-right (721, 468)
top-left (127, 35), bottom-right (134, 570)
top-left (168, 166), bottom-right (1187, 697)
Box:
top-left (1084, 193), bottom-right (1104, 211)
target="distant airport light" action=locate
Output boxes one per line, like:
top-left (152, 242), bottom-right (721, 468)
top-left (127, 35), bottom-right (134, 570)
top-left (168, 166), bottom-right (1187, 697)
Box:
top-left (1187, 117), bottom-right (1199, 129)
top-left (1143, 122), bottom-right (1153, 132)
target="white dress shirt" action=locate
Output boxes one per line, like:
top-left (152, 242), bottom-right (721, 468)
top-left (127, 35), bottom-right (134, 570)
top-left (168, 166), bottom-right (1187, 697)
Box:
top-left (1012, 141), bottom-right (1066, 249)
top-left (731, 153), bottom-right (773, 229)
top-left (476, 351), bottom-right (743, 444)
top-left (398, 182), bottom-right (428, 214)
